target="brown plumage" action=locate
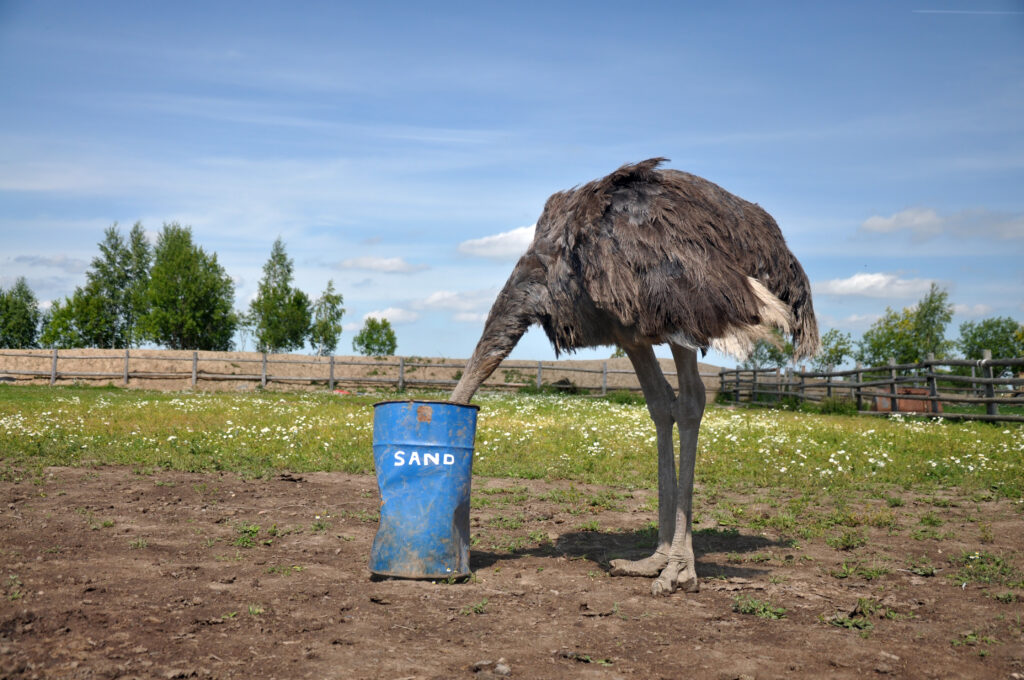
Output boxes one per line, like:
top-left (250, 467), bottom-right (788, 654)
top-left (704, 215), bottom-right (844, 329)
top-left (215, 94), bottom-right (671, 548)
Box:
top-left (452, 158), bottom-right (818, 595)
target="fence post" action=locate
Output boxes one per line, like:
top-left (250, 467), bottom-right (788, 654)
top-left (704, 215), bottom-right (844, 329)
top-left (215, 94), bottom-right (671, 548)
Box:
top-left (854, 362), bottom-right (863, 412)
top-left (602, 361), bottom-right (608, 396)
top-left (825, 366), bottom-right (833, 399)
top-left (733, 370), bottom-right (740, 403)
top-left (191, 351), bottom-right (198, 388)
top-left (50, 348), bottom-right (58, 385)
top-left (329, 355), bottom-right (335, 391)
top-left (398, 356), bottom-right (406, 391)
top-left (798, 370), bottom-right (806, 405)
top-left (536, 361), bottom-right (542, 390)
top-left (925, 353), bottom-right (939, 414)
top-left (887, 358), bottom-right (899, 411)
top-left (751, 369), bottom-right (759, 404)
top-left (124, 348), bottom-right (130, 386)
top-left (261, 353), bottom-right (267, 388)
top-left (982, 349), bottom-right (997, 417)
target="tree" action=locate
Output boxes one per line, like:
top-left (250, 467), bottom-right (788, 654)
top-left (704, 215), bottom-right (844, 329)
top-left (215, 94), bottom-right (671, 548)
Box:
top-left (140, 223), bottom-right (237, 350)
top-left (856, 284), bottom-right (953, 366)
top-left (352, 317), bottom-right (397, 357)
top-left (812, 328), bottom-right (853, 372)
top-left (740, 329), bottom-right (793, 370)
top-left (249, 238), bottom-right (311, 353)
top-left (37, 223), bottom-right (153, 349)
top-left (123, 222), bottom-right (153, 346)
top-left (39, 288), bottom-right (110, 348)
top-left (0, 277), bottom-right (42, 348)
top-left (958, 317), bottom-right (1023, 377)
top-left (310, 280), bottom-right (345, 356)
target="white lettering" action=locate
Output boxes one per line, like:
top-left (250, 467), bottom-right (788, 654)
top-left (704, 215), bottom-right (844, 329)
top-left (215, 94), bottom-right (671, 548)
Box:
top-left (394, 450), bottom-right (457, 466)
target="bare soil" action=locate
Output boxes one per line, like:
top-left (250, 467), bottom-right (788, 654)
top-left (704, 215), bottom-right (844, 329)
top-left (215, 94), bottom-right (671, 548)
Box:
top-left (2, 467), bottom-right (1023, 680)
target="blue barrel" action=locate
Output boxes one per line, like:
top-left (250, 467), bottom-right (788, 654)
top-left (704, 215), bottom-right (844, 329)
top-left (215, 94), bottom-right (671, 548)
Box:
top-left (370, 400), bottom-right (479, 579)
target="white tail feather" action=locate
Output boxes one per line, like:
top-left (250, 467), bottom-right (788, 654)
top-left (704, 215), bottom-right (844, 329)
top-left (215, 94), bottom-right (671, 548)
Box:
top-left (710, 278), bottom-right (794, 360)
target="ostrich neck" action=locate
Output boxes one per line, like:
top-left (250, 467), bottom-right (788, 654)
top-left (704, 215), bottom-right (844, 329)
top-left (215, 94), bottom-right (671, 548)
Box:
top-left (450, 259), bottom-right (544, 404)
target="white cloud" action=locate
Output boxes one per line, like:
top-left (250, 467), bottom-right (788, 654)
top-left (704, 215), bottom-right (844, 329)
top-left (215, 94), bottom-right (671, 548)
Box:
top-left (861, 208), bottom-right (943, 238)
top-left (363, 307), bottom-right (420, 324)
top-left (418, 289), bottom-right (497, 312)
top-left (953, 303), bottom-right (994, 318)
top-left (338, 256), bottom-right (428, 274)
top-left (815, 272), bottom-right (936, 299)
top-left (860, 207), bottom-right (1024, 241)
top-left (457, 224), bottom-right (534, 260)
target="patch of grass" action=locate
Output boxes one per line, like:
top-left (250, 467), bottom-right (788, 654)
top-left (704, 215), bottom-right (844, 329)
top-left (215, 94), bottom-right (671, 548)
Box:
top-left (907, 556), bottom-right (938, 576)
top-left (826, 529), bottom-right (867, 551)
top-left (951, 551), bottom-right (1024, 587)
top-left (459, 598), bottom-right (489, 615)
top-left (1, 385), bottom-right (1022, 502)
top-left (732, 595), bottom-right (786, 620)
top-left (233, 523), bottom-right (262, 548)
top-left (128, 538), bottom-right (148, 550)
top-left (487, 514), bottom-right (525, 530)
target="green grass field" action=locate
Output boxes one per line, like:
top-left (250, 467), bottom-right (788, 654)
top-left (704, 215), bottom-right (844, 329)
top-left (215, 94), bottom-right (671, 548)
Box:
top-left (1, 384), bottom-right (1021, 500)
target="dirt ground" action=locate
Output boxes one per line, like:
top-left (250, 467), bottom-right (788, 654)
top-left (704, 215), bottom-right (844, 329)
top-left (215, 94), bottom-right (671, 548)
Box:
top-left (2, 466), bottom-right (1023, 680)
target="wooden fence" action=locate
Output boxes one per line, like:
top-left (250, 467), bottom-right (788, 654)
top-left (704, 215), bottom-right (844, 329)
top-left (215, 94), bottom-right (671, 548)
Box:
top-left (0, 348), bottom-right (721, 397)
top-left (718, 351), bottom-right (1024, 423)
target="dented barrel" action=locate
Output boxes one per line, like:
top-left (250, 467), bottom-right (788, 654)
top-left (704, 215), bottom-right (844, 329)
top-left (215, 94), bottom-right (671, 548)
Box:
top-left (369, 400), bottom-right (479, 579)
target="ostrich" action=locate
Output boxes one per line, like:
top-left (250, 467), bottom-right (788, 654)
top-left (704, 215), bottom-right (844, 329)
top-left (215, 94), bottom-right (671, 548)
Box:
top-left (450, 158), bottom-right (818, 595)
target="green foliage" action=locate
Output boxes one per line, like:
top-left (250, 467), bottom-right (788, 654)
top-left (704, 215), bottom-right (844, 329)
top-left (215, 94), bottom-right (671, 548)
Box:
top-left (40, 286), bottom-right (112, 348)
top-left (856, 284), bottom-right (953, 366)
top-left (141, 223), bottom-right (237, 350)
top-left (249, 238), bottom-right (312, 353)
top-left (732, 595), bottom-right (786, 619)
top-left (39, 223), bottom-right (152, 349)
top-left (310, 280), bottom-right (345, 356)
top-left (958, 317), bottom-right (1023, 376)
top-left (0, 277), bottom-right (42, 348)
top-left (352, 317), bottom-right (397, 357)
top-left (740, 329), bottom-right (793, 370)
top-left (812, 328), bottom-right (853, 372)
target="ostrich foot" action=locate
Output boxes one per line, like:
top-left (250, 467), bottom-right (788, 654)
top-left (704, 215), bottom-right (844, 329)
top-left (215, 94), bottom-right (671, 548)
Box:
top-left (609, 552), bottom-right (669, 577)
top-left (651, 563), bottom-right (699, 597)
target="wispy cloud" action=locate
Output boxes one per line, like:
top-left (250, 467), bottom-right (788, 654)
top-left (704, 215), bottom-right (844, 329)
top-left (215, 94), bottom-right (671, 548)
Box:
top-left (9, 254), bottom-right (89, 274)
top-left (457, 224), bottom-right (534, 260)
top-left (416, 289), bottom-right (498, 324)
top-left (417, 289), bottom-right (497, 312)
top-left (953, 303), bottom-right (994, 318)
top-left (363, 307), bottom-right (420, 324)
top-left (860, 207), bottom-right (1024, 241)
top-left (815, 272), bottom-right (936, 299)
top-left (338, 257), bottom-right (428, 274)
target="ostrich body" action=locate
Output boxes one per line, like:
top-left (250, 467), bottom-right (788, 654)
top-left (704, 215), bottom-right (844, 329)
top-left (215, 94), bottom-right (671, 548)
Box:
top-left (451, 158), bottom-right (818, 595)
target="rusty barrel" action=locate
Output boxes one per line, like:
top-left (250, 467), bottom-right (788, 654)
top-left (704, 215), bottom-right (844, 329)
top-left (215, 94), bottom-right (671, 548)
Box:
top-left (369, 400), bottom-right (479, 579)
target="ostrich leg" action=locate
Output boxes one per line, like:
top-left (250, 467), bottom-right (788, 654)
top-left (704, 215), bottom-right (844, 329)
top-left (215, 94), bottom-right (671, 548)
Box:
top-left (651, 344), bottom-right (705, 596)
top-left (609, 345), bottom-right (677, 577)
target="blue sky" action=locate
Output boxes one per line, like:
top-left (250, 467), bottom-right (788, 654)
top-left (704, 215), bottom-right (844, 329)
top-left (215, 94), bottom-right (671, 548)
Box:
top-left (1, 1), bottom-right (1022, 364)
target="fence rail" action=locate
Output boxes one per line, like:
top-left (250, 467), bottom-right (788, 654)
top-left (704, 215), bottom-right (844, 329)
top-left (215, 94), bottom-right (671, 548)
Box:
top-left (0, 348), bottom-right (721, 397)
top-left (718, 352), bottom-right (1024, 423)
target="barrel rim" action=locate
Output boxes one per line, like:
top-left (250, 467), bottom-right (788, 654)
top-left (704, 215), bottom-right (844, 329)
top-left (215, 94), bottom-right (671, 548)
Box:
top-left (373, 399), bottom-right (480, 411)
